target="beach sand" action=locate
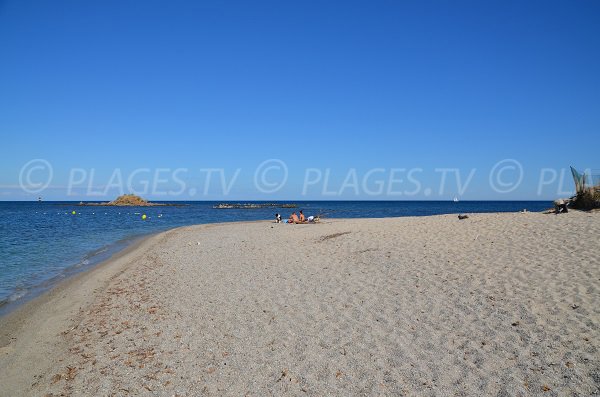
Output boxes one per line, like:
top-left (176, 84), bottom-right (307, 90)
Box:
top-left (1, 212), bottom-right (599, 396)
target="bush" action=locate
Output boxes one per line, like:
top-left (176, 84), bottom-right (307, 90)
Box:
top-left (571, 189), bottom-right (600, 210)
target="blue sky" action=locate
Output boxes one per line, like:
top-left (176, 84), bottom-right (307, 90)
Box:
top-left (1, 0), bottom-right (598, 200)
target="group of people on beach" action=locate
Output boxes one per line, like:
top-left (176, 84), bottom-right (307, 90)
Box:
top-left (275, 210), bottom-right (318, 224)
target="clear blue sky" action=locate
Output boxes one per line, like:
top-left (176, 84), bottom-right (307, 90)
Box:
top-left (1, 0), bottom-right (598, 200)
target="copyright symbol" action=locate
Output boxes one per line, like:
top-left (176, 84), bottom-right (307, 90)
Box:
top-left (19, 159), bottom-right (54, 193)
top-left (489, 159), bottom-right (523, 193)
top-left (254, 159), bottom-right (288, 193)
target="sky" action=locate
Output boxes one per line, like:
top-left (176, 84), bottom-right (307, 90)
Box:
top-left (1, 0), bottom-right (599, 200)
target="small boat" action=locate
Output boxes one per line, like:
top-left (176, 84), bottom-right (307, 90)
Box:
top-left (453, 197), bottom-right (459, 203)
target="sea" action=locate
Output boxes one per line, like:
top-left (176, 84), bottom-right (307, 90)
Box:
top-left (0, 200), bottom-right (550, 315)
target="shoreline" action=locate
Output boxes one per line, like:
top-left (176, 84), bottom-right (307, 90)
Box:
top-left (0, 208), bottom-right (533, 317)
top-left (0, 231), bottom-right (168, 395)
top-left (2, 212), bottom-right (598, 395)
top-left (0, 208), bottom-right (561, 318)
top-left (0, 233), bottom-right (154, 318)
top-left (0, 220), bottom-right (274, 395)
top-left (0, 230), bottom-right (158, 341)
top-left (0, 208), bottom-right (568, 319)
top-left (0, 218), bottom-right (270, 320)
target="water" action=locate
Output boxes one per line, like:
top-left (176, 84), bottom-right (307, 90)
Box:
top-left (0, 200), bottom-right (550, 314)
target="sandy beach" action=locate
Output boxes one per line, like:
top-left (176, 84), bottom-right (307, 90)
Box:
top-left (1, 212), bottom-right (599, 396)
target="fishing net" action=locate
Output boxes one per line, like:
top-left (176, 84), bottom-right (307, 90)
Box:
top-left (570, 166), bottom-right (600, 209)
top-left (571, 166), bottom-right (600, 193)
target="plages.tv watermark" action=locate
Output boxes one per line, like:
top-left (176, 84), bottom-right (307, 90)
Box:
top-left (15, 158), bottom-right (575, 197)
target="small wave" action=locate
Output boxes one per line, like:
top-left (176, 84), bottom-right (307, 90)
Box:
top-left (8, 289), bottom-right (27, 302)
top-left (83, 247), bottom-right (108, 260)
top-left (74, 259), bottom-right (90, 268)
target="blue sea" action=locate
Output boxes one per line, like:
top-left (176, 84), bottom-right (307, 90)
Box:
top-left (0, 200), bottom-right (550, 314)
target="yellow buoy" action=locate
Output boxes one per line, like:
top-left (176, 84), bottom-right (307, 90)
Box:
top-left (72, 210), bottom-right (76, 215)
top-left (142, 214), bottom-right (147, 220)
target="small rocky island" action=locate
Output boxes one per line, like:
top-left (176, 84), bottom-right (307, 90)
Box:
top-left (78, 194), bottom-right (177, 207)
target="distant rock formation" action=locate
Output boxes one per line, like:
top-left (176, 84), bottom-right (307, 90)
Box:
top-left (213, 203), bottom-right (297, 209)
top-left (78, 194), bottom-right (170, 207)
top-left (107, 194), bottom-right (154, 206)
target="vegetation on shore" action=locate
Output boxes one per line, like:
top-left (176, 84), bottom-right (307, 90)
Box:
top-left (571, 189), bottom-right (600, 210)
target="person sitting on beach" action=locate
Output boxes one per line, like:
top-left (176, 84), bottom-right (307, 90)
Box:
top-left (554, 199), bottom-right (569, 214)
top-left (299, 210), bottom-right (306, 223)
top-left (288, 212), bottom-right (300, 224)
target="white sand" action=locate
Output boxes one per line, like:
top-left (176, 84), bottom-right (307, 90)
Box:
top-left (1, 212), bottom-right (599, 396)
